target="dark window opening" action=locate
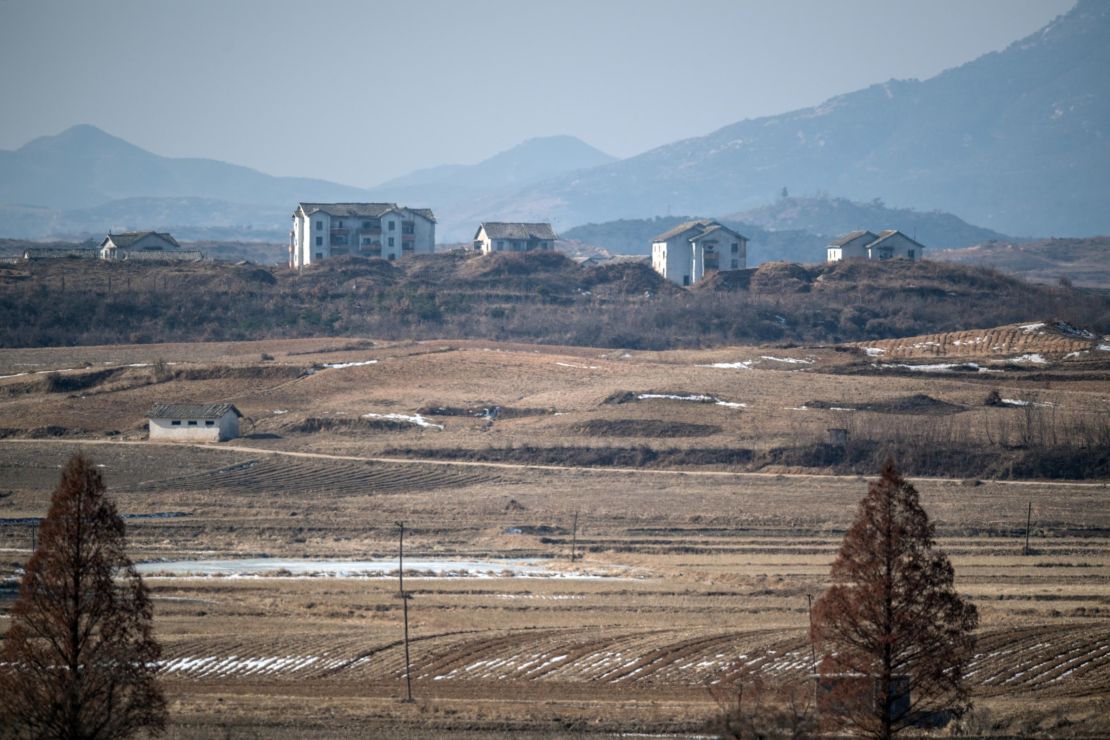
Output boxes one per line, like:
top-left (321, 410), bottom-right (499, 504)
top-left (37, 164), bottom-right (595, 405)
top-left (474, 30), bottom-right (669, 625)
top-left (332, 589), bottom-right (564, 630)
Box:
top-left (187, 420), bottom-right (198, 426)
top-left (171, 420), bottom-right (181, 426)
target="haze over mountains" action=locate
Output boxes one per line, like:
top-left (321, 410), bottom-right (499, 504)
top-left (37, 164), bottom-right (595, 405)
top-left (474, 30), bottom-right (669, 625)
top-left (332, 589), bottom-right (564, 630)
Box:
top-left (0, 0), bottom-right (1106, 247)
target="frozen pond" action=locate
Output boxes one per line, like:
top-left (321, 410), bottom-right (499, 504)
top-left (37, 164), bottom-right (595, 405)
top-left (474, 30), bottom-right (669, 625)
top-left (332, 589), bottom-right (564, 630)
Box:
top-left (135, 558), bottom-right (625, 579)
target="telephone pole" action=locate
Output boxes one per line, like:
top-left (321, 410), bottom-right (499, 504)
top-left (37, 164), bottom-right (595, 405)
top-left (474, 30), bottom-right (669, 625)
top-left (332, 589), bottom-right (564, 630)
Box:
top-left (396, 521), bottom-right (413, 702)
top-left (1023, 501), bottom-right (1033, 556)
top-left (570, 510), bottom-right (579, 562)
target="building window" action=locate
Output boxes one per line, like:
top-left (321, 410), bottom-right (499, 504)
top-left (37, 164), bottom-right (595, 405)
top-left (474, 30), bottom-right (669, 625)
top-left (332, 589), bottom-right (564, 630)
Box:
top-left (388, 254), bottom-right (396, 261)
top-left (388, 237), bottom-right (394, 247)
top-left (731, 243), bottom-right (739, 253)
top-left (205, 420), bottom-right (215, 426)
top-left (388, 221), bottom-right (396, 231)
top-left (315, 252), bottom-right (323, 259)
top-left (316, 220), bottom-right (322, 230)
top-left (362, 221), bottom-right (371, 228)
top-left (315, 236), bottom-right (323, 246)
top-left (732, 259), bottom-right (739, 269)
top-left (188, 420), bottom-right (198, 426)
top-left (336, 220), bottom-right (343, 228)
top-left (683, 275), bottom-right (690, 286)
top-left (171, 420), bottom-right (181, 426)
top-left (907, 249), bottom-right (915, 260)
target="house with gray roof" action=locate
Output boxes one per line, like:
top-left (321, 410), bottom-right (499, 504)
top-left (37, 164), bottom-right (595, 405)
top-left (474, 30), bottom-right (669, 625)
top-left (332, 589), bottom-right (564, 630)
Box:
top-left (147, 402), bottom-right (242, 442)
top-left (99, 231), bottom-right (187, 261)
top-left (473, 222), bottom-right (556, 254)
top-left (290, 202), bottom-right (436, 268)
top-left (826, 229), bottom-right (924, 262)
top-left (650, 219), bottom-right (747, 286)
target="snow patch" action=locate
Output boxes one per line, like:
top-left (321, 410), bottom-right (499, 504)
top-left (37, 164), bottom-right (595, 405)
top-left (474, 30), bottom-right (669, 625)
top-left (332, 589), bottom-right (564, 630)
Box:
top-left (555, 362), bottom-right (599, 369)
top-left (760, 356), bottom-right (814, 365)
top-left (362, 412), bottom-right (443, 430)
top-left (323, 359), bottom-right (378, 370)
top-left (863, 348), bottom-right (885, 357)
top-left (1010, 354), bottom-right (1047, 365)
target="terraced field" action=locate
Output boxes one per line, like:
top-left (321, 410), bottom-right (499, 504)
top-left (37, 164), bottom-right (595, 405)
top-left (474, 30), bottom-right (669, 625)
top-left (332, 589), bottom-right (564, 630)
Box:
top-left (134, 456), bottom-right (500, 495)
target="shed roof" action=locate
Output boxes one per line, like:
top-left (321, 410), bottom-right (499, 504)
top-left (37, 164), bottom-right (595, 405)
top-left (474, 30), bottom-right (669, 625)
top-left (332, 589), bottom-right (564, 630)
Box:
top-left (477, 222), bottom-right (557, 240)
top-left (297, 203), bottom-right (436, 222)
top-left (147, 403), bottom-right (242, 420)
top-left (828, 230), bottom-right (877, 247)
top-left (653, 219), bottom-right (747, 243)
top-left (102, 231), bottom-right (181, 249)
top-left (868, 230), bottom-right (926, 249)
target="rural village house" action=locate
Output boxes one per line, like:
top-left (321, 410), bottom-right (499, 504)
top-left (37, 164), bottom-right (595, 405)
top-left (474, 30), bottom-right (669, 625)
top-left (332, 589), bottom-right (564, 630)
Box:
top-left (650, 219), bottom-right (748, 286)
top-left (290, 202), bottom-right (436, 268)
top-left (473, 222), bottom-right (557, 254)
top-left (826, 229), bottom-right (925, 262)
top-left (147, 403), bottom-right (242, 442)
top-left (99, 231), bottom-right (201, 261)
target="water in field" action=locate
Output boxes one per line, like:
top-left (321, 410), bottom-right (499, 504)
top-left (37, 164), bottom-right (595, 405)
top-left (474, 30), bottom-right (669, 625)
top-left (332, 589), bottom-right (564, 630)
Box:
top-left (136, 558), bottom-right (615, 579)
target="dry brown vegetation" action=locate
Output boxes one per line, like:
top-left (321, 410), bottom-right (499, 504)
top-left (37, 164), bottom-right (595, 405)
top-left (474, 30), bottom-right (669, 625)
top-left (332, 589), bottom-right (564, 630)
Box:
top-left (0, 335), bottom-right (1107, 736)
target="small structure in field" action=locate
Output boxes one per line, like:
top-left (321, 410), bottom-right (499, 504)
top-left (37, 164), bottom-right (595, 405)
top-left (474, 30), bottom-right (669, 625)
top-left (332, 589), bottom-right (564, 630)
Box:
top-left (826, 229), bottom-right (925, 262)
top-left (650, 219), bottom-right (747, 286)
top-left (828, 427), bottom-right (849, 447)
top-left (99, 231), bottom-right (198, 261)
top-left (147, 403), bottom-right (242, 442)
top-left (473, 222), bottom-right (557, 254)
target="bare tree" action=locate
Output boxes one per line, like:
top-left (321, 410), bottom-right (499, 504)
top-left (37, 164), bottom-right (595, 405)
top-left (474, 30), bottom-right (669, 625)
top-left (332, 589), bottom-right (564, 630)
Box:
top-left (811, 459), bottom-right (977, 739)
top-left (0, 453), bottom-right (166, 739)
top-left (706, 662), bottom-right (816, 739)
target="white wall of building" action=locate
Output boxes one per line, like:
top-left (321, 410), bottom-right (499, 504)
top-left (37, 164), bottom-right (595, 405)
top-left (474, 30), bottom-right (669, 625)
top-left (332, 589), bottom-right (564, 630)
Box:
top-left (149, 412), bottom-right (239, 442)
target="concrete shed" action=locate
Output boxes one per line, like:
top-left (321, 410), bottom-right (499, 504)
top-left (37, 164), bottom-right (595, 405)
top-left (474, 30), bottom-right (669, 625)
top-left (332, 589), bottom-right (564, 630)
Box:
top-left (147, 403), bottom-right (242, 442)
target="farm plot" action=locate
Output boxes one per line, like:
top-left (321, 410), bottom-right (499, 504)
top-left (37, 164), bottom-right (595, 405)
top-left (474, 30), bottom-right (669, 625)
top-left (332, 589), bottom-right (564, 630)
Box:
top-left (154, 623), bottom-right (1110, 697)
top-left (132, 456), bottom-right (499, 495)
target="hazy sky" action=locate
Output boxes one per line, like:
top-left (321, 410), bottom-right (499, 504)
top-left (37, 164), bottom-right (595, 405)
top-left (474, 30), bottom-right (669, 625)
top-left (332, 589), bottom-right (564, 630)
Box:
top-left (0, 0), bottom-right (1075, 187)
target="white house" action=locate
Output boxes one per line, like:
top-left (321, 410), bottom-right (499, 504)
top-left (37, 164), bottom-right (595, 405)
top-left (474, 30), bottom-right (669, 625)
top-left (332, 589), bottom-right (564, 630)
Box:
top-left (473, 222), bottom-right (556, 254)
top-left (290, 203), bottom-right (436, 268)
top-left (147, 403), bottom-right (242, 442)
top-left (99, 231), bottom-right (187, 261)
top-left (826, 229), bottom-right (925, 262)
top-left (650, 219), bottom-right (747, 286)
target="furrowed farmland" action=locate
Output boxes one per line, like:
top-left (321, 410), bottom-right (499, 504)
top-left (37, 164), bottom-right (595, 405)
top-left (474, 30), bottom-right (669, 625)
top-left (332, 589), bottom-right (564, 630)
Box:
top-left (1, 331), bottom-right (1108, 737)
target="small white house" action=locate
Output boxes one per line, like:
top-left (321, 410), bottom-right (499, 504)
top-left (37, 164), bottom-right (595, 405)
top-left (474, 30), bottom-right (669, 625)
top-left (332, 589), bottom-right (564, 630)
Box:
top-left (289, 203), bottom-right (436, 268)
top-left (826, 229), bottom-right (925, 262)
top-left (473, 222), bottom-right (557, 254)
top-left (147, 403), bottom-right (242, 442)
top-left (99, 231), bottom-right (182, 260)
top-left (651, 219), bottom-right (747, 286)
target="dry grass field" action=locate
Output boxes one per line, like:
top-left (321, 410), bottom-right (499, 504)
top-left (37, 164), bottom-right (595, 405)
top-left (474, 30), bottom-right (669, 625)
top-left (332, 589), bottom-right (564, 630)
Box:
top-left (1, 330), bottom-right (1108, 736)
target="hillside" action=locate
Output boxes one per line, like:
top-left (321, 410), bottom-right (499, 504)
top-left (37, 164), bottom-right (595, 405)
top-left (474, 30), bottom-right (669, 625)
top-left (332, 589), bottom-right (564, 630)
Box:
top-left (466, 0), bottom-right (1110, 237)
top-left (933, 237), bottom-right (1110, 288)
top-left (1, 251), bottom-right (1105, 349)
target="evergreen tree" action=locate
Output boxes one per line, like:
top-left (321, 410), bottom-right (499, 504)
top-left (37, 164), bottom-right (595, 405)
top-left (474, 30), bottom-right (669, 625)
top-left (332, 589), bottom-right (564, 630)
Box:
top-left (0, 453), bottom-right (166, 739)
top-left (811, 460), bottom-right (978, 738)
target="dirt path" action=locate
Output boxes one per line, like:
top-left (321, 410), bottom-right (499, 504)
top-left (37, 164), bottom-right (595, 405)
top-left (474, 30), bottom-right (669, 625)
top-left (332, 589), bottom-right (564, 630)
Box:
top-left (3, 438), bottom-right (1106, 489)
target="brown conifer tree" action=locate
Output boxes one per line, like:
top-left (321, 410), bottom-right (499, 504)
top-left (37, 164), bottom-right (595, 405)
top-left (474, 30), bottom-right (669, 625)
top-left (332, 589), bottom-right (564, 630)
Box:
top-left (811, 459), bottom-right (978, 739)
top-left (0, 453), bottom-right (166, 739)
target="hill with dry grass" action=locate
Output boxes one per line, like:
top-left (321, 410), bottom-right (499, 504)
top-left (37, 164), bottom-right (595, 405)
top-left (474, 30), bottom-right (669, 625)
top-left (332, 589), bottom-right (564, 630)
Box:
top-left (1, 251), bottom-right (1107, 349)
top-left (933, 237), bottom-right (1110, 288)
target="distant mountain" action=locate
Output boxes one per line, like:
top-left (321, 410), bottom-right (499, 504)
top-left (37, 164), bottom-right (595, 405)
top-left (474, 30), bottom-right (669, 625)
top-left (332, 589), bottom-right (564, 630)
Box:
top-left (373, 135), bottom-right (614, 192)
top-left (472, 0), bottom-right (1110, 237)
top-left (0, 127), bottom-right (616, 241)
top-left (729, 195), bottom-right (1012, 249)
top-left (0, 124), bottom-right (369, 211)
top-left (367, 136), bottom-right (616, 241)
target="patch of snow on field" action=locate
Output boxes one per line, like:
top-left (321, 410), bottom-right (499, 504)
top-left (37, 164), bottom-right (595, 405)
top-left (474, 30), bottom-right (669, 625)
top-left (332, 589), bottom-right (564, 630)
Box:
top-left (555, 362), bottom-right (599, 369)
top-left (323, 359), bottom-right (378, 369)
top-left (136, 558), bottom-right (630, 579)
top-left (637, 393), bottom-right (745, 408)
top-left (1098, 344), bottom-right (1110, 351)
top-left (272, 409), bottom-right (288, 414)
top-left (863, 348), bottom-right (885, 356)
top-left (1064, 350), bottom-right (1088, 359)
top-left (760, 356), bottom-right (814, 365)
top-left (1010, 353), bottom-right (1048, 364)
top-left (878, 362), bottom-right (1000, 373)
top-left (699, 361), bottom-right (755, 370)
top-left (1020, 322), bottom-right (1046, 333)
top-left (362, 412), bottom-right (443, 430)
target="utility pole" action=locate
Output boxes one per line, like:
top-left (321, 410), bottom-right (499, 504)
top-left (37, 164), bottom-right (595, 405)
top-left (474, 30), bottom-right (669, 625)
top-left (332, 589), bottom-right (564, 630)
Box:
top-left (396, 521), bottom-right (413, 702)
top-left (30, 520), bottom-right (38, 551)
top-left (1024, 501), bottom-right (1033, 556)
top-left (807, 594), bottom-right (819, 711)
top-left (570, 510), bottom-right (579, 562)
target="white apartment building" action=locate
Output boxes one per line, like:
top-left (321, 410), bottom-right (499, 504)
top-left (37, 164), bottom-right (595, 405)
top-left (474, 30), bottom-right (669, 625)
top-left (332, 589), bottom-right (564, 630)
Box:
top-left (290, 203), bottom-right (435, 268)
top-left (650, 219), bottom-right (748, 286)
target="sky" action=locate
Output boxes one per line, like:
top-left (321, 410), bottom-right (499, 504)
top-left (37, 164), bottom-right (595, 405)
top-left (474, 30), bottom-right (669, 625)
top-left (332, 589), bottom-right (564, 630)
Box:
top-left (0, 0), bottom-right (1076, 188)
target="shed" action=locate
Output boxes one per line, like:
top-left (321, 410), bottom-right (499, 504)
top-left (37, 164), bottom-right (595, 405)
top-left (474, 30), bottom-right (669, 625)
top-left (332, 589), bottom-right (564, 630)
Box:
top-left (147, 403), bottom-right (242, 442)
